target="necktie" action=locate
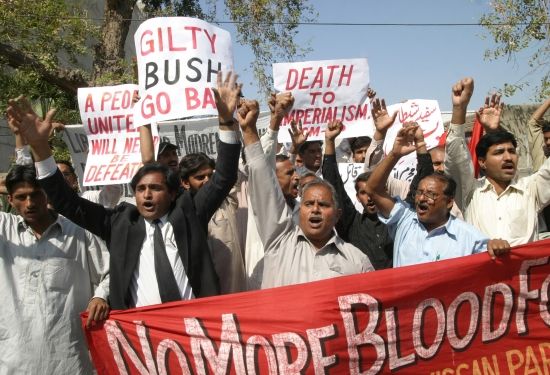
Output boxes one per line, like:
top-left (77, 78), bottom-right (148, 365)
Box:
top-left (153, 219), bottom-right (181, 303)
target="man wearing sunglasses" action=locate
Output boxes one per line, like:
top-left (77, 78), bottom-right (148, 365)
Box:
top-left (365, 122), bottom-right (510, 267)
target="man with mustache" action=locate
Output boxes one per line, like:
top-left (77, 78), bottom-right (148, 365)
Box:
top-left (322, 119), bottom-right (437, 269)
top-left (7, 71), bottom-right (242, 309)
top-left (445, 78), bottom-right (550, 245)
top-left (238, 99), bottom-right (373, 288)
top-left (365, 123), bottom-right (510, 267)
top-left (0, 165), bottom-right (109, 373)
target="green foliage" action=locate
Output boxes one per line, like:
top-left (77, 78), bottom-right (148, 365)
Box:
top-left (0, 0), bottom-right (97, 70)
top-left (0, 0), bottom-right (94, 127)
top-left (223, 0), bottom-right (316, 99)
top-left (93, 59), bottom-right (137, 87)
top-left (141, 0), bottom-right (316, 100)
top-left (480, 0), bottom-right (550, 101)
top-left (141, 0), bottom-right (206, 19)
top-left (1, 0), bottom-right (316, 112)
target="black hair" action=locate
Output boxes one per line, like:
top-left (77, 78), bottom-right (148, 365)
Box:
top-left (475, 131), bottom-right (517, 159)
top-left (6, 165), bottom-right (40, 194)
top-left (542, 122), bottom-right (550, 133)
top-left (354, 171), bottom-right (372, 192)
top-left (55, 160), bottom-right (76, 175)
top-left (130, 163), bottom-right (180, 193)
top-left (275, 154), bottom-right (290, 163)
top-left (349, 136), bottom-right (372, 152)
top-left (420, 173), bottom-right (457, 198)
top-left (178, 153), bottom-right (215, 180)
top-left (301, 179), bottom-right (340, 211)
top-left (298, 140), bottom-right (323, 155)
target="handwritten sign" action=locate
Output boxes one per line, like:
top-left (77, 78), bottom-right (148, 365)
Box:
top-left (273, 58), bottom-right (373, 142)
top-left (338, 163), bottom-right (364, 212)
top-left (382, 99), bottom-right (444, 181)
top-left (77, 85), bottom-right (159, 186)
top-left (133, 17), bottom-right (233, 127)
top-left (61, 125), bottom-right (90, 190)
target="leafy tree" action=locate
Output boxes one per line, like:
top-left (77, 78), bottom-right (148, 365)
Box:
top-left (480, 0), bottom-right (549, 100)
top-left (0, 0), bottom-right (314, 161)
top-left (0, 0), bottom-right (95, 120)
top-left (0, 0), bottom-right (315, 110)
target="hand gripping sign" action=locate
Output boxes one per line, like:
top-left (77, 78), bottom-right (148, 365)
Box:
top-left (133, 17), bottom-right (234, 127)
top-left (273, 58), bottom-right (374, 142)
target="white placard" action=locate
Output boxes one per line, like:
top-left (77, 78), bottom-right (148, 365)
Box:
top-left (77, 85), bottom-right (159, 186)
top-left (382, 99), bottom-right (444, 182)
top-left (273, 58), bottom-right (373, 142)
top-left (133, 17), bottom-right (233, 126)
top-left (338, 162), bottom-right (364, 212)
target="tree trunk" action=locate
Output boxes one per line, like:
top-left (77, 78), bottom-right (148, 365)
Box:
top-left (92, 0), bottom-right (137, 83)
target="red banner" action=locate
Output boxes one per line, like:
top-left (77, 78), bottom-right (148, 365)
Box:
top-left (83, 240), bottom-right (550, 374)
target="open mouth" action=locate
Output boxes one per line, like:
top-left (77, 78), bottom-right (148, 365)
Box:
top-left (416, 202), bottom-right (429, 214)
top-left (501, 163), bottom-right (515, 173)
top-left (309, 216), bottom-right (323, 228)
top-left (142, 201), bottom-right (155, 211)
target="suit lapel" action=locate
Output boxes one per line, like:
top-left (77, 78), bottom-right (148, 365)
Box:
top-left (170, 206), bottom-right (189, 271)
top-left (122, 215), bottom-right (146, 302)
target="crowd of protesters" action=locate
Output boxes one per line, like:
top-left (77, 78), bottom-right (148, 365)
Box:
top-left (1, 71), bottom-right (549, 372)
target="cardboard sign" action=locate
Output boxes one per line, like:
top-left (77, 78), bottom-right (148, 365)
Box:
top-left (133, 17), bottom-right (233, 127)
top-left (154, 113), bottom-right (270, 160)
top-left (83, 240), bottom-right (550, 374)
top-left (382, 100), bottom-right (444, 182)
top-left (273, 58), bottom-right (373, 142)
top-left (338, 162), bottom-right (364, 212)
top-left (61, 125), bottom-right (91, 189)
top-left (77, 85), bottom-right (159, 186)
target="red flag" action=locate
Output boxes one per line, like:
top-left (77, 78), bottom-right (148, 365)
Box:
top-left (437, 130), bottom-right (447, 148)
top-left (468, 116), bottom-right (484, 177)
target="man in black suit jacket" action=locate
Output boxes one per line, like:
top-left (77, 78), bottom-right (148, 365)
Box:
top-left (7, 72), bottom-right (243, 310)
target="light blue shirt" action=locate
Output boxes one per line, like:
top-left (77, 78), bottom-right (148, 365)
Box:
top-left (379, 198), bottom-right (488, 267)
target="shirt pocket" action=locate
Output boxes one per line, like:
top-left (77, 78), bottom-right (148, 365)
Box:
top-left (507, 206), bottom-right (531, 239)
top-left (44, 258), bottom-right (75, 291)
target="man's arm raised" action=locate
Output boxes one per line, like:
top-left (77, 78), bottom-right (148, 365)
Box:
top-left (365, 123), bottom-right (419, 218)
top-left (239, 98), bottom-right (293, 252)
top-left (7, 96), bottom-right (111, 240)
top-left (445, 77), bottom-right (476, 211)
top-left (193, 71), bottom-right (242, 225)
top-left (322, 120), bottom-right (357, 240)
top-left (364, 97), bottom-right (397, 171)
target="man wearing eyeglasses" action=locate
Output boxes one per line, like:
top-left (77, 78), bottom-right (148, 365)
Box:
top-left (365, 123), bottom-right (510, 267)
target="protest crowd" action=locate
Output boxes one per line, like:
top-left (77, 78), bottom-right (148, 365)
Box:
top-left (1, 15), bottom-right (550, 375)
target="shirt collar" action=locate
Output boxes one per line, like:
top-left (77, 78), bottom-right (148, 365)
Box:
top-left (17, 210), bottom-right (62, 235)
top-left (412, 214), bottom-right (456, 237)
top-left (145, 213), bottom-right (168, 227)
top-left (479, 176), bottom-right (524, 193)
top-left (296, 227), bottom-right (348, 258)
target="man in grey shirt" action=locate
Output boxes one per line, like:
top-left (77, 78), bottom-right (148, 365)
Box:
top-left (237, 99), bottom-right (374, 289)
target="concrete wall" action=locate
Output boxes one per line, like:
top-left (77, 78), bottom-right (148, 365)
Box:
top-left (0, 119), bottom-right (15, 173)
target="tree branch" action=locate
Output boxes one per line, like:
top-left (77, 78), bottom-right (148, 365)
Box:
top-left (0, 42), bottom-right (89, 95)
